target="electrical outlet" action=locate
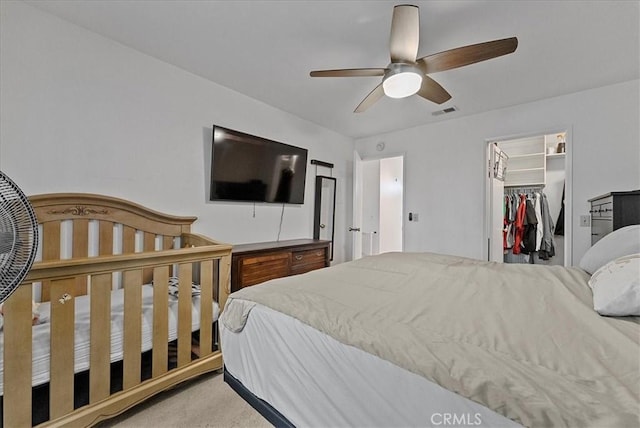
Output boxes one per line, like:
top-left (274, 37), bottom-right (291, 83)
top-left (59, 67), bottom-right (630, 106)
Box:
top-left (580, 215), bottom-right (590, 227)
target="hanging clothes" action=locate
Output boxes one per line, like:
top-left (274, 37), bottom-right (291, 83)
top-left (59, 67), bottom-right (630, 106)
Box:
top-left (505, 196), bottom-right (515, 249)
top-left (513, 194), bottom-right (527, 255)
top-left (503, 188), bottom-right (554, 262)
top-left (539, 193), bottom-right (556, 260)
top-left (521, 197), bottom-right (538, 255)
top-left (534, 193), bottom-right (544, 251)
top-left (555, 184), bottom-right (565, 236)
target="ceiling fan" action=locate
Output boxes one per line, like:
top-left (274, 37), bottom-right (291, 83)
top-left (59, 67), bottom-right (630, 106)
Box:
top-left (310, 4), bottom-right (518, 113)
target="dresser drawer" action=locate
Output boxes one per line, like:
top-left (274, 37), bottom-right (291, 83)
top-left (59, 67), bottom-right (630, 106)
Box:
top-left (591, 218), bottom-right (613, 245)
top-left (590, 196), bottom-right (613, 218)
top-left (239, 253), bottom-right (290, 288)
top-left (231, 239), bottom-right (331, 291)
top-left (291, 248), bottom-right (327, 274)
top-left (292, 248), bottom-right (326, 266)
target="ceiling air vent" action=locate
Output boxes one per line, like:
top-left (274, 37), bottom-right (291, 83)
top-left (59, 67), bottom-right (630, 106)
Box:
top-left (432, 106), bottom-right (458, 116)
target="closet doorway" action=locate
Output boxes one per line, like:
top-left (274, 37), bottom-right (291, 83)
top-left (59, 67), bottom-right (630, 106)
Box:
top-left (351, 152), bottom-right (404, 260)
top-left (485, 131), bottom-right (571, 266)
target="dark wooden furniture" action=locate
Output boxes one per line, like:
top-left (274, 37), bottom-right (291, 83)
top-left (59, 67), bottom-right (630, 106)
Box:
top-left (589, 190), bottom-right (640, 245)
top-left (231, 239), bottom-right (330, 291)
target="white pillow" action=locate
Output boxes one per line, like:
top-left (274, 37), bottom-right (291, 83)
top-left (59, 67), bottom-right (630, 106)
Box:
top-left (588, 254), bottom-right (640, 316)
top-left (579, 225), bottom-right (640, 274)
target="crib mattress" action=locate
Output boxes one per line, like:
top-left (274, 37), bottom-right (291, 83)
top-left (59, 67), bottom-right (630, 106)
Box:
top-left (221, 302), bottom-right (520, 428)
top-left (0, 284), bottom-right (219, 395)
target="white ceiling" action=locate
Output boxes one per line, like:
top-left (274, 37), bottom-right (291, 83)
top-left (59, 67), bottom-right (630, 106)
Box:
top-left (27, 0), bottom-right (640, 139)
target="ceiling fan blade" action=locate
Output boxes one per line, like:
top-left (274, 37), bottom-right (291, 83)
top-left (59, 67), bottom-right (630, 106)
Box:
top-left (389, 5), bottom-right (420, 63)
top-left (416, 75), bottom-right (452, 105)
top-left (418, 37), bottom-right (518, 74)
top-left (354, 84), bottom-right (385, 113)
top-left (310, 68), bottom-right (386, 77)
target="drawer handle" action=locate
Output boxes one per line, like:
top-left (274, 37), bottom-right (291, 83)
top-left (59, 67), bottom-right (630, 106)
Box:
top-left (316, 252), bottom-right (323, 256)
top-left (295, 255), bottom-right (303, 261)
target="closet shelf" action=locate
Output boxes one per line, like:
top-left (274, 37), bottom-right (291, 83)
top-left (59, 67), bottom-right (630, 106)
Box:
top-left (546, 153), bottom-right (565, 158)
top-left (506, 167), bottom-right (545, 173)
top-left (504, 182), bottom-right (546, 187)
top-left (508, 152), bottom-right (546, 159)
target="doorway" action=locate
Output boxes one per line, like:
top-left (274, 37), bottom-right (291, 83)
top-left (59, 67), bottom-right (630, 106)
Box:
top-left (351, 153), bottom-right (404, 260)
top-left (485, 131), bottom-right (571, 266)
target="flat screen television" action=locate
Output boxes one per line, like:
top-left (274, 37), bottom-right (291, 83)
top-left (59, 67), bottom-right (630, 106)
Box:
top-left (210, 125), bottom-right (308, 204)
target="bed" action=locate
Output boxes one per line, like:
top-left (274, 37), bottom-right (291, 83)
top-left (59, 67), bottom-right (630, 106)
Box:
top-left (220, 232), bottom-right (640, 427)
top-left (0, 193), bottom-right (232, 427)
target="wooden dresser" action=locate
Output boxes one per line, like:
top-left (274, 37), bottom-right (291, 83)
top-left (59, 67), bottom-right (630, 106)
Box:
top-left (231, 239), bottom-right (330, 291)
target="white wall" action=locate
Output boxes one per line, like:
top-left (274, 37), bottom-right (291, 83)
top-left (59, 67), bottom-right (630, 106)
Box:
top-left (356, 79), bottom-right (640, 265)
top-left (0, 1), bottom-right (354, 263)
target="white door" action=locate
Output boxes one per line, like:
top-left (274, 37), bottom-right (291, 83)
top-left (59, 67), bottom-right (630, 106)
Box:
top-left (488, 143), bottom-right (505, 262)
top-left (351, 150), bottom-right (363, 260)
top-left (378, 156), bottom-right (404, 253)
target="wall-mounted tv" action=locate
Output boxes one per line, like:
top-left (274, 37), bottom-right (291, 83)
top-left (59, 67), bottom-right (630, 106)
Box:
top-left (210, 125), bottom-right (308, 204)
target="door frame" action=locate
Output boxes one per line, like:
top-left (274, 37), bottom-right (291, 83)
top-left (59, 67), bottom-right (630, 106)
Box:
top-left (483, 127), bottom-right (573, 266)
top-left (352, 151), bottom-right (407, 260)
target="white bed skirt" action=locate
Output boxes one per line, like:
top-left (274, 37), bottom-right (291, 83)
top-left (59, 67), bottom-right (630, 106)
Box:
top-left (221, 301), bottom-right (521, 428)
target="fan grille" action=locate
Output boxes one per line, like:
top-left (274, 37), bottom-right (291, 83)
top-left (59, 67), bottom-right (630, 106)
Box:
top-left (0, 172), bottom-right (38, 304)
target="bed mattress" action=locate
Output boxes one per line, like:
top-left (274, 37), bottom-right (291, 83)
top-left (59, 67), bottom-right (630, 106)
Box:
top-left (0, 284), bottom-right (219, 395)
top-left (221, 301), bottom-right (521, 428)
top-left (222, 252), bottom-right (640, 427)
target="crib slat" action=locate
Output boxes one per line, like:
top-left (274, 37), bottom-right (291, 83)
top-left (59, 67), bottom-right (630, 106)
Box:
top-left (123, 269), bottom-right (142, 389)
top-left (143, 232), bottom-right (156, 283)
top-left (144, 232), bottom-right (155, 252)
top-left (177, 263), bottom-right (192, 367)
top-left (90, 273), bottom-right (112, 403)
top-left (199, 260), bottom-right (213, 356)
top-left (73, 219), bottom-right (89, 296)
top-left (41, 221), bottom-right (61, 302)
top-left (163, 236), bottom-right (175, 276)
top-left (219, 254), bottom-right (231, 311)
top-left (73, 218), bottom-right (89, 257)
top-left (123, 226), bottom-right (135, 254)
top-left (152, 266), bottom-right (169, 377)
top-left (50, 278), bottom-right (76, 419)
top-left (3, 285), bottom-right (33, 428)
top-left (42, 221), bottom-right (61, 260)
top-left (99, 220), bottom-right (114, 255)
top-left (163, 235), bottom-right (174, 250)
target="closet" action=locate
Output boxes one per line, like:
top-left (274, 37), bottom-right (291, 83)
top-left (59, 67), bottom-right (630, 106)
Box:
top-left (488, 132), bottom-right (567, 265)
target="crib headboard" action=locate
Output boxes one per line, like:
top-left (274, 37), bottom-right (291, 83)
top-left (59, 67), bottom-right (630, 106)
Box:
top-left (29, 193), bottom-right (197, 300)
top-left (3, 193), bottom-right (231, 426)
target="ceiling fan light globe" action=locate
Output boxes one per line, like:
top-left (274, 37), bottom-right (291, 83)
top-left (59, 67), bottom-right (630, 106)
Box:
top-left (383, 72), bottom-right (422, 98)
top-left (382, 64), bottom-right (423, 99)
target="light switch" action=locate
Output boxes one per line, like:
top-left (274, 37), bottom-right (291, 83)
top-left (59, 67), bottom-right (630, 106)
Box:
top-left (580, 215), bottom-right (590, 227)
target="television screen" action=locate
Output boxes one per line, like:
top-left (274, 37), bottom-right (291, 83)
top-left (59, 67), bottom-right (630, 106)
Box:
top-left (210, 125), bottom-right (308, 204)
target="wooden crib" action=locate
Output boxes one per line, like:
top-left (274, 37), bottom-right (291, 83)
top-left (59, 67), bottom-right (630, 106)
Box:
top-left (0, 193), bottom-right (232, 427)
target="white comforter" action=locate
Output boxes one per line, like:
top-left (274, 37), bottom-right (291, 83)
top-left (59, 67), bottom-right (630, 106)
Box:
top-left (223, 252), bottom-right (640, 428)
